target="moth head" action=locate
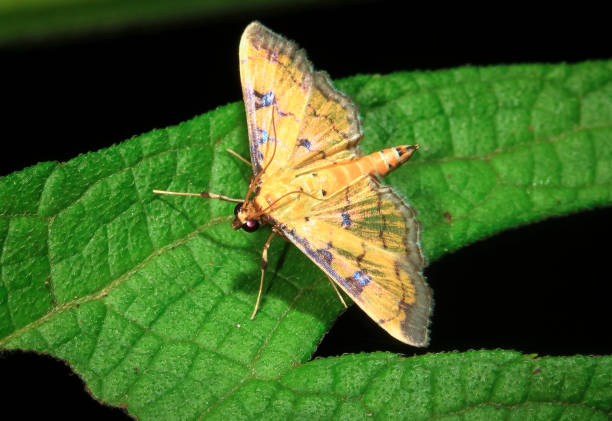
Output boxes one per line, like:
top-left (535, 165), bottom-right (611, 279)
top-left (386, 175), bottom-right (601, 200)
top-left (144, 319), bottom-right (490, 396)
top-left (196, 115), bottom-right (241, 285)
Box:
top-left (232, 201), bottom-right (260, 232)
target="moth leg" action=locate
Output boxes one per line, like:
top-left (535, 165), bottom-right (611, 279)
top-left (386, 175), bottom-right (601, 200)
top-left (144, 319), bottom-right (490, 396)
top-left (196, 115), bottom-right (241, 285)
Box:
top-left (152, 190), bottom-right (243, 203)
top-left (226, 148), bottom-right (252, 167)
top-left (251, 231), bottom-right (276, 320)
top-left (327, 278), bottom-right (348, 308)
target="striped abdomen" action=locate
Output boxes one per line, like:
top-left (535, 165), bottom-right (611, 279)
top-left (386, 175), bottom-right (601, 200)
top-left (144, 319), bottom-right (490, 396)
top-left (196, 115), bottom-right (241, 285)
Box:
top-left (358, 145), bottom-right (418, 177)
top-left (326, 145), bottom-right (418, 184)
top-left (271, 145), bottom-right (418, 207)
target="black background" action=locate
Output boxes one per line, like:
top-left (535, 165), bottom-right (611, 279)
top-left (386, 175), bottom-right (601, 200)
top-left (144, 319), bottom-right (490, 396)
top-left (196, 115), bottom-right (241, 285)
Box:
top-left (1, 1), bottom-right (610, 419)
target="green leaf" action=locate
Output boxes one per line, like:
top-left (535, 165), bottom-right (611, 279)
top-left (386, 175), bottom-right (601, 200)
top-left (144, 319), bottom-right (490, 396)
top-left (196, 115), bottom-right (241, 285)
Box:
top-left (2, 60), bottom-right (612, 419)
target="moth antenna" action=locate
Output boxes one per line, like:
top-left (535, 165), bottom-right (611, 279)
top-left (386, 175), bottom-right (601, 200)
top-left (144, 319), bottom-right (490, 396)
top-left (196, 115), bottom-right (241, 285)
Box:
top-left (251, 231), bottom-right (276, 320)
top-left (254, 189), bottom-right (324, 219)
top-left (152, 190), bottom-right (243, 203)
top-left (244, 108), bottom-right (279, 203)
top-left (226, 148), bottom-right (252, 167)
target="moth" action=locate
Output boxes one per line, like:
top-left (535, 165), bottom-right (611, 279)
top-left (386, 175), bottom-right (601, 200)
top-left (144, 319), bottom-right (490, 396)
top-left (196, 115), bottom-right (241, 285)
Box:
top-left (154, 22), bottom-right (433, 346)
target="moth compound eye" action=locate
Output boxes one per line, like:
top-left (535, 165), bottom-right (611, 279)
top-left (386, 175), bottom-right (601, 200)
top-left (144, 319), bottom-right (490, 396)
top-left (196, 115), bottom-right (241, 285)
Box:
top-left (234, 202), bottom-right (243, 215)
top-left (242, 220), bottom-right (260, 233)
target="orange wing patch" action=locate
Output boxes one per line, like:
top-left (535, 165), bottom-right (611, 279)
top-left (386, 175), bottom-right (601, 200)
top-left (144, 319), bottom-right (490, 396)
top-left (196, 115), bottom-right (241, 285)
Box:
top-left (239, 25), bottom-right (308, 173)
top-left (239, 23), bottom-right (362, 176)
top-left (277, 176), bottom-right (431, 345)
top-left (288, 71), bottom-right (362, 170)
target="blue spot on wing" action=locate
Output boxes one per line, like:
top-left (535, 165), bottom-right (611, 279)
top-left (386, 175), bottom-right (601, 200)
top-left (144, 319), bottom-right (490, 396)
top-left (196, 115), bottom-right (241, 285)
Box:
top-left (257, 128), bottom-right (275, 145)
top-left (297, 138), bottom-right (311, 150)
top-left (258, 129), bottom-right (269, 144)
top-left (261, 91), bottom-right (275, 107)
top-left (353, 271), bottom-right (372, 287)
top-left (341, 211), bottom-right (352, 228)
